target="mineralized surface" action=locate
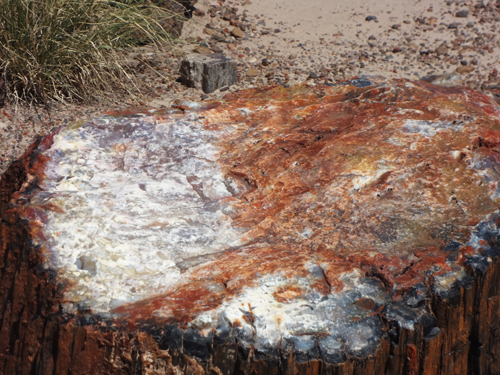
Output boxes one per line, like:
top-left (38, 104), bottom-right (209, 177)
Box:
top-left (2, 77), bottom-right (500, 375)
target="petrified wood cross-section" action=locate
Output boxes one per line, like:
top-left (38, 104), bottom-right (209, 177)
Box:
top-left (2, 77), bottom-right (500, 375)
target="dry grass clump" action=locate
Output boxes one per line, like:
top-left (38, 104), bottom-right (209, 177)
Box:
top-left (0, 0), bottom-right (183, 104)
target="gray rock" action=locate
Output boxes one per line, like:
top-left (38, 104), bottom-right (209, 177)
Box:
top-left (456, 9), bottom-right (468, 17)
top-left (435, 44), bottom-right (449, 55)
top-left (180, 54), bottom-right (237, 94)
top-left (420, 72), bottom-right (463, 87)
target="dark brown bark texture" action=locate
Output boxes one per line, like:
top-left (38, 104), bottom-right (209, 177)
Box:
top-left (2, 78), bottom-right (500, 375)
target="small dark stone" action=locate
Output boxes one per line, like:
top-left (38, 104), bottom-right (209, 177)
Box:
top-left (391, 24), bottom-right (400, 30)
top-left (193, 8), bottom-right (205, 17)
top-left (435, 44), bottom-right (449, 55)
top-left (456, 9), bottom-right (468, 17)
top-left (471, 58), bottom-right (478, 65)
top-left (365, 15), bottom-right (377, 21)
top-left (308, 72), bottom-right (319, 79)
top-left (261, 58), bottom-right (270, 66)
top-left (448, 22), bottom-right (458, 29)
top-left (368, 35), bottom-right (377, 40)
top-left (348, 78), bottom-right (374, 88)
top-left (200, 94), bottom-right (209, 100)
top-left (460, 60), bottom-right (468, 66)
top-left (220, 86), bottom-right (229, 92)
top-left (393, 47), bottom-right (402, 53)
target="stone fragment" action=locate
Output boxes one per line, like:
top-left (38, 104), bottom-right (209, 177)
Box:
top-left (230, 26), bottom-right (244, 38)
top-left (154, 0), bottom-right (197, 38)
top-left (193, 8), bottom-right (205, 17)
top-left (246, 67), bottom-right (259, 77)
top-left (180, 53), bottom-right (237, 93)
top-left (192, 45), bottom-right (212, 54)
top-left (457, 65), bottom-right (475, 74)
top-left (421, 72), bottom-right (463, 87)
top-left (435, 44), bottom-right (449, 55)
top-left (365, 15), bottom-right (377, 21)
top-left (456, 9), bottom-right (469, 17)
top-left (203, 26), bottom-right (224, 39)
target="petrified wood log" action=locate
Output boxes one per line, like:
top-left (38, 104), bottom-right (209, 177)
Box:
top-left (2, 77), bottom-right (500, 375)
top-left (180, 54), bottom-right (238, 93)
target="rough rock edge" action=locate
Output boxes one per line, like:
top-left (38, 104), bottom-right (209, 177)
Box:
top-left (1, 113), bottom-right (500, 375)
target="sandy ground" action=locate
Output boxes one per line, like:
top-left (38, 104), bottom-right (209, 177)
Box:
top-left (1, 0), bottom-right (499, 174)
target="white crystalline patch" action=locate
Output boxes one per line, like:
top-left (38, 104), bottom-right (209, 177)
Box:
top-left (401, 119), bottom-right (462, 137)
top-left (30, 115), bottom-right (243, 312)
top-left (188, 270), bottom-right (386, 356)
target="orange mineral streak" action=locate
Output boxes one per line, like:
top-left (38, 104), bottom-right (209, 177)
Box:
top-left (22, 79), bottom-right (500, 324)
top-left (273, 285), bottom-right (306, 303)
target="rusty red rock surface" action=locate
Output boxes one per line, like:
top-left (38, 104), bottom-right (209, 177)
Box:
top-left (4, 77), bottom-right (500, 373)
top-left (111, 78), bottom-right (500, 322)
